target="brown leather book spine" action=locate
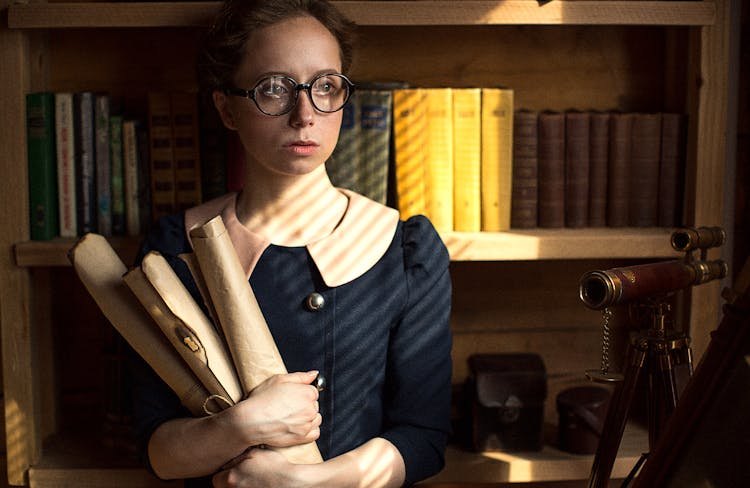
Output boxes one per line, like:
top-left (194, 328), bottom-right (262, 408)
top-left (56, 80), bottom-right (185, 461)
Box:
top-left (658, 113), bottom-right (686, 227)
top-left (629, 113), bottom-right (662, 227)
top-left (607, 113), bottom-right (632, 227)
top-left (538, 111), bottom-right (565, 228)
top-left (511, 110), bottom-right (538, 228)
top-left (565, 111), bottom-right (590, 228)
top-left (588, 112), bottom-right (610, 227)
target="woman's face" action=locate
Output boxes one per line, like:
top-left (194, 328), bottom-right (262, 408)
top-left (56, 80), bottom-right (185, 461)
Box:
top-left (217, 15), bottom-right (345, 178)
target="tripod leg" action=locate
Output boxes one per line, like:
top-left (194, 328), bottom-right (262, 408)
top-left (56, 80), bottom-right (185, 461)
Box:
top-left (648, 348), bottom-right (676, 447)
top-left (588, 345), bottom-right (647, 488)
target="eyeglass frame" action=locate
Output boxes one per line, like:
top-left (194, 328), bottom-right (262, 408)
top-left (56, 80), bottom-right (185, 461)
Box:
top-left (223, 73), bottom-right (356, 117)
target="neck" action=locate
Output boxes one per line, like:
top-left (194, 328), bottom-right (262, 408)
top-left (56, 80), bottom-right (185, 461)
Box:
top-left (235, 166), bottom-right (348, 246)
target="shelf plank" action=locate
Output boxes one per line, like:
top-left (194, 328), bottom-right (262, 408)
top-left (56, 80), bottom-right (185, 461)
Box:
top-left (29, 468), bottom-right (182, 488)
top-left (7, 1), bottom-right (716, 29)
top-left (442, 228), bottom-right (682, 261)
top-left (14, 236), bottom-right (142, 268)
top-left (426, 424), bottom-right (648, 484)
top-left (14, 228), bottom-right (681, 267)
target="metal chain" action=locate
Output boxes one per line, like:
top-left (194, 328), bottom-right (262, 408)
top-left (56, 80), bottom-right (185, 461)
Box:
top-left (600, 307), bottom-right (613, 374)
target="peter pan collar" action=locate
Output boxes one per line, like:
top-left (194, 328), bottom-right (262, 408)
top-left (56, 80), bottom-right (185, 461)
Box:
top-left (184, 190), bottom-right (400, 287)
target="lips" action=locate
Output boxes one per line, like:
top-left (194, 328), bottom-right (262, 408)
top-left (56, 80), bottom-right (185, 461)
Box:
top-left (285, 140), bottom-right (319, 156)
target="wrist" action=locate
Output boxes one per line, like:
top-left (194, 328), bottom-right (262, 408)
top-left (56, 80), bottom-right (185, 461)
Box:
top-left (291, 461), bottom-right (327, 488)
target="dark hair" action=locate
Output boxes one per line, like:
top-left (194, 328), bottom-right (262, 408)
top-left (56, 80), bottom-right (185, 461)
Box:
top-left (198, 0), bottom-right (356, 93)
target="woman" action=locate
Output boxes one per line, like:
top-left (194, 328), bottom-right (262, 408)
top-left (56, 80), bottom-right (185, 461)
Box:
top-left (131, 1), bottom-right (452, 486)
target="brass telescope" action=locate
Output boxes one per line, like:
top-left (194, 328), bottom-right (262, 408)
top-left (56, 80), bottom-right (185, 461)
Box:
top-left (580, 226), bottom-right (728, 488)
top-left (579, 259), bottom-right (728, 310)
top-left (580, 226), bottom-right (728, 310)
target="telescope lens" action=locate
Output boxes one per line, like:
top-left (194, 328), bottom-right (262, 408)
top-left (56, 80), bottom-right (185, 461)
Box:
top-left (671, 232), bottom-right (691, 251)
top-left (580, 275), bottom-right (610, 310)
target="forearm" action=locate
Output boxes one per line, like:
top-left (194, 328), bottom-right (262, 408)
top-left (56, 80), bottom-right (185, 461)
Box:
top-left (298, 437), bottom-right (405, 488)
top-left (148, 412), bottom-right (250, 479)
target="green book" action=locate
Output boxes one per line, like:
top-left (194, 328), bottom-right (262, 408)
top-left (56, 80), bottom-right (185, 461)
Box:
top-left (26, 92), bottom-right (59, 240)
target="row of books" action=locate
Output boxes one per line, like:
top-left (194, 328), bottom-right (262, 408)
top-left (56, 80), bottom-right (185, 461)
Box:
top-left (27, 86), bottom-right (686, 241)
top-left (512, 109), bottom-right (685, 229)
top-left (327, 86), bottom-right (516, 233)
top-left (328, 86), bottom-right (685, 233)
top-left (26, 90), bottom-right (205, 240)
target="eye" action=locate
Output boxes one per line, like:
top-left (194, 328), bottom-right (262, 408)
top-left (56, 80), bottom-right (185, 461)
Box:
top-left (313, 76), bottom-right (341, 97)
top-left (258, 77), bottom-right (291, 99)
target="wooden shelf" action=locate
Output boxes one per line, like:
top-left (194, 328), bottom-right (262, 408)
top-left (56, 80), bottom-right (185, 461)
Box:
top-left (442, 228), bottom-right (681, 261)
top-left (426, 424), bottom-right (648, 484)
top-left (7, 1), bottom-right (716, 29)
top-left (24, 425), bottom-right (647, 487)
top-left (13, 228), bottom-right (681, 267)
top-left (14, 236), bottom-right (142, 268)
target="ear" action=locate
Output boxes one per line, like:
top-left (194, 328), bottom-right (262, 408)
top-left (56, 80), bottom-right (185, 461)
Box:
top-left (213, 90), bottom-right (239, 130)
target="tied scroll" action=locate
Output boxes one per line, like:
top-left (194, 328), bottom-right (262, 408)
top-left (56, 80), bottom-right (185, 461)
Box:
top-left (189, 215), bottom-right (324, 464)
top-left (69, 233), bottom-right (210, 416)
top-left (123, 252), bottom-right (243, 411)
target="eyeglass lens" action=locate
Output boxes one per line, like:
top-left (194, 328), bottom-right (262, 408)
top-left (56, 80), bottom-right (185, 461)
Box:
top-left (254, 74), bottom-right (350, 115)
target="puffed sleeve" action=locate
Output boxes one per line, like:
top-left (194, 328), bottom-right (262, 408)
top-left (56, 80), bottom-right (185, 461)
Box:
top-left (380, 215), bottom-right (453, 486)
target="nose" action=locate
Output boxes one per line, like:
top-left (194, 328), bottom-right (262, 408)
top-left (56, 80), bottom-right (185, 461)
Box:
top-left (289, 90), bottom-right (315, 127)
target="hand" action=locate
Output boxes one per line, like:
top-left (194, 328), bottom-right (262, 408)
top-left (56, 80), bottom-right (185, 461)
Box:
top-left (212, 447), bottom-right (299, 488)
top-left (232, 371), bottom-right (322, 448)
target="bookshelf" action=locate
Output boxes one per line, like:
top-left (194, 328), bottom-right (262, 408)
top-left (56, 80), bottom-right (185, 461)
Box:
top-left (0, 1), bottom-right (732, 487)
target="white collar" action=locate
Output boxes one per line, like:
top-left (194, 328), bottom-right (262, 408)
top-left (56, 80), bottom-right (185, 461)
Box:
top-left (184, 190), bottom-right (400, 287)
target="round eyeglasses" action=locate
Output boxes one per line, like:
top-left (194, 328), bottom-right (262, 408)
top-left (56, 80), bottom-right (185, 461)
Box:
top-left (224, 73), bottom-right (355, 117)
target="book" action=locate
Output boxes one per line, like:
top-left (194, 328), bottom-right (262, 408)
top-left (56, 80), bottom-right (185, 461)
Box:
top-left (26, 92), bottom-right (59, 240)
top-left (658, 113), bottom-right (686, 227)
top-left (588, 112), bottom-right (610, 227)
top-left (480, 87), bottom-right (514, 232)
top-left (148, 92), bottom-right (176, 222)
top-left (74, 91), bottom-right (97, 235)
top-left (123, 119), bottom-right (142, 236)
top-left (564, 111), bottom-right (590, 228)
top-left (109, 115), bottom-right (125, 235)
top-left (607, 112), bottom-right (633, 227)
top-left (327, 91), bottom-right (360, 193)
top-left (393, 88), bottom-right (427, 220)
top-left (629, 113), bottom-right (662, 227)
top-left (171, 91), bottom-right (202, 212)
top-left (424, 88), bottom-right (454, 233)
top-left (452, 88), bottom-right (482, 232)
top-left (537, 111), bottom-right (565, 228)
top-left (358, 89), bottom-right (392, 204)
top-left (511, 110), bottom-right (538, 229)
top-left (55, 92), bottom-right (77, 237)
top-left (95, 94), bottom-right (112, 236)
top-left (136, 121), bottom-right (152, 233)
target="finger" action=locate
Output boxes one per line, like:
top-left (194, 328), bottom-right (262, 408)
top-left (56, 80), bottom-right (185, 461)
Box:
top-left (283, 370), bottom-right (320, 385)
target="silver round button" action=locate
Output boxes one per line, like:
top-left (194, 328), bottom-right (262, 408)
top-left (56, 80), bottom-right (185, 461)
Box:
top-left (306, 292), bottom-right (325, 311)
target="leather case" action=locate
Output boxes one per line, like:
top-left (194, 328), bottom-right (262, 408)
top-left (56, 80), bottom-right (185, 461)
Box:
top-left (467, 353), bottom-right (547, 452)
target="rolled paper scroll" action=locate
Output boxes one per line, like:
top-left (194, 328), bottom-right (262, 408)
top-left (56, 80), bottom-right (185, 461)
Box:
top-left (123, 251), bottom-right (243, 409)
top-left (189, 215), bottom-right (323, 464)
top-left (68, 233), bottom-right (209, 416)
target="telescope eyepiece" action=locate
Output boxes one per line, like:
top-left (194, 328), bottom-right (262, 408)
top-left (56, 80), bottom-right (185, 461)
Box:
top-left (671, 226), bottom-right (725, 252)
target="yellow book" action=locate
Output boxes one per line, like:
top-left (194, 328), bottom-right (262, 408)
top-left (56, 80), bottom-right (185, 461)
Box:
top-left (480, 87), bottom-right (514, 231)
top-left (424, 88), bottom-right (454, 233)
top-left (393, 88), bottom-right (427, 220)
top-left (452, 88), bottom-right (482, 232)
